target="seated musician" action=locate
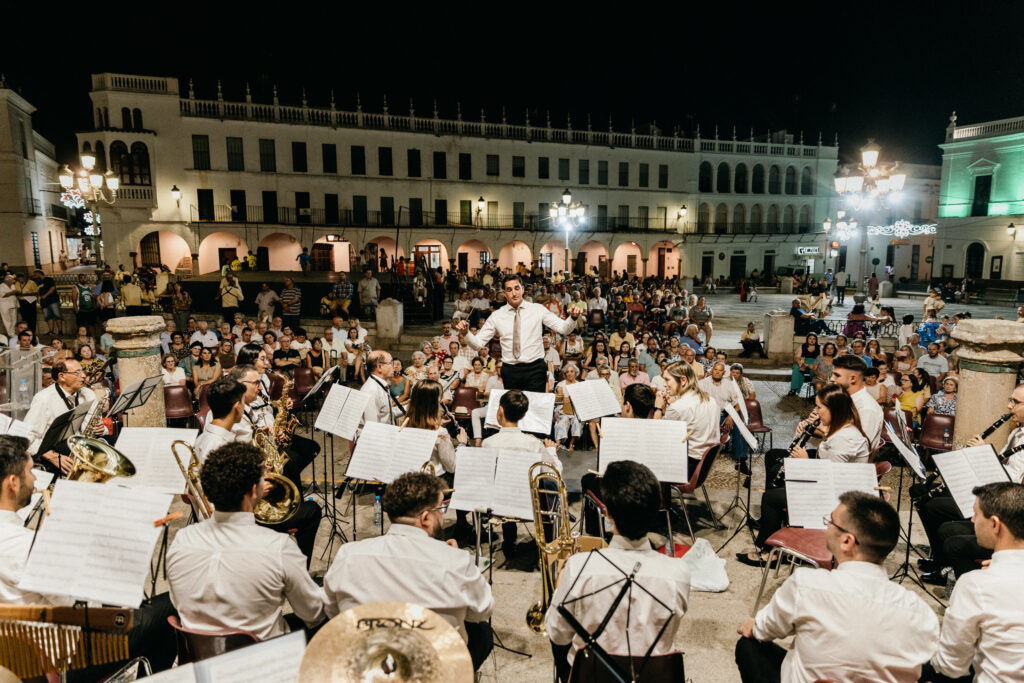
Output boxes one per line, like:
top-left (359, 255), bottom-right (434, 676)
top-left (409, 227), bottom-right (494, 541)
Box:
top-left (193, 375), bottom-right (322, 565)
top-left (481, 389), bottom-right (562, 559)
top-left (0, 435), bottom-right (176, 676)
top-left (737, 384), bottom-right (870, 567)
top-left (323, 472), bottom-right (494, 670)
top-left (652, 361), bottom-right (721, 479)
top-left (546, 460), bottom-right (690, 683)
top-left (23, 359), bottom-right (109, 475)
top-left (359, 349), bottom-right (402, 428)
top-left (736, 492), bottom-right (938, 683)
top-left (923, 482), bottom-right (1024, 683)
top-left (917, 383), bottom-right (1024, 585)
top-left (167, 442), bottom-right (326, 640)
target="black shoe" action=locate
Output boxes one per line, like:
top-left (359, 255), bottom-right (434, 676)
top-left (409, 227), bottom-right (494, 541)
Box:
top-left (746, 517), bottom-right (761, 530)
top-left (502, 543), bottom-right (517, 559)
top-left (734, 461), bottom-right (752, 476)
top-left (735, 552), bottom-right (768, 568)
top-left (917, 558), bottom-right (941, 573)
top-left (920, 569), bottom-right (948, 586)
top-left (742, 475), bottom-right (751, 489)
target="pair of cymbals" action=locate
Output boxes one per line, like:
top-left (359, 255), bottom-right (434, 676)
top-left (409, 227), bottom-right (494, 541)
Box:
top-left (299, 602), bottom-right (473, 682)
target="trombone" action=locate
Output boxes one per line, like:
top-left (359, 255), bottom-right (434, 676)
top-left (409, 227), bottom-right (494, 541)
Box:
top-left (171, 440), bottom-right (212, 521)
top-left (525, 461), bottom-right (578, 634)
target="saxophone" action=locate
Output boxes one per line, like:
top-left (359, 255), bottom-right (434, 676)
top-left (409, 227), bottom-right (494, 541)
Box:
top-left (252, 375), bottom-right (301, 525)
top-left (274, 375), bottom-right (301, 448)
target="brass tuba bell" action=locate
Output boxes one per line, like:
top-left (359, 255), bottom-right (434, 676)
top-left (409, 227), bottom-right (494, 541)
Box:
top-left (65, 435), bottom-right (136, 483)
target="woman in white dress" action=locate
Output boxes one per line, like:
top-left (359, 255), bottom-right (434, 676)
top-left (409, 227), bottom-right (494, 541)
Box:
top-left (553, 363), bottom-right (584, 449)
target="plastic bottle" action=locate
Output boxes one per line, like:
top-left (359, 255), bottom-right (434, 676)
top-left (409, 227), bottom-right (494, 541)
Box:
top-left (373, 495), bottom-right (382, 530)
top-left (942, 429), bottom-right (951, 448)
top-left (17, 379), bottom-right (28, 408)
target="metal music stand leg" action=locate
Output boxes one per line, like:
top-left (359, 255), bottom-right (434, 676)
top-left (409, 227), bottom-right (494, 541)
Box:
top-left (147, 524), bottom-right (171, 601)
top-left (890, 499), bottom-right (946, 607)
top-left (482, 514), bottom-right (531, 660)
top-left (317, 428), bottom-right (349, 564)
top-left (715, 462), bottom-right (757, 553)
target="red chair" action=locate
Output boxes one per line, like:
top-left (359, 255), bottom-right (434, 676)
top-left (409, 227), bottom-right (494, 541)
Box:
top-left (164, 384), bottom-right (196, 421)
top-left (167, 615), bottom-right (259, 665)
top-left (292, 367), bottom-right (316, 405)
top-left (267, 371), bottom-right (285, 401)
top-left (568, 650), bottom-right (685, 682)
top-left (197, 383), bottom-right (211, 419)
top-left (751, 528), bottom-right (833, 614)
top-left (587, 309), bottom-right (606, 332)
top-left (666, 440), bottom-right (726, 544)
top-left (450, 387), bottom-right (480, 425)
top-left (881, 407), bottom-right (913, 445)
top-left (744, 398), bottom-right (773, 453)
top-left (918, 413), bottom-right (955, 452)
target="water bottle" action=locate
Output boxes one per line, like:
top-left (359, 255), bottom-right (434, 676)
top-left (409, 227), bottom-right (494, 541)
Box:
top-left (373, 495), bottom-right (382, 530)
top-left (943, 429), bottom-right (951, 448)
top-left (17, 379), bottom-right (28, 408)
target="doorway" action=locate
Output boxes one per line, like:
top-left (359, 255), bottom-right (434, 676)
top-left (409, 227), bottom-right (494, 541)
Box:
top-left (700, 254), bottom-right (714, 281)
top-left (311, 244), bottom-right (333, 271)
top-left (729, 254), bottom-right (746, 282)
top-left (991, 255), bottom-right (1003, 280)
top-left (415, 244), bottom-right (442, 270)
top-left (762, 253), bottom-right (775, 281)
top-left (140, 232), bottom-right (161, 267)
top-left (217, 248), bottom-right (236, 269)
top-left (457, 252), bottom-right (468, 274)
top-left (657, 247), bottom-right (668, 279)
top-left (965, 242), bottom-right (985, 279)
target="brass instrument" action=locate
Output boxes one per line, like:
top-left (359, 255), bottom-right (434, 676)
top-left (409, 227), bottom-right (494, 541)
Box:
top-left (171, 440), bottom-right (212, 520)
top-left (252, 428), bottom-right (301, 525)
top-left (526, 462), bottom-right (578, 634)
top-left (274, 375), bottom-right (301, 448)
top-left (66, 388), bottom-right (136, 483)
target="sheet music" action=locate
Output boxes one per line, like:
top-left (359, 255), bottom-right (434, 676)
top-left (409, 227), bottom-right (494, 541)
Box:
top-left (142, 664), bottom-right (197, 683)
top-left (965, 445), bottom-right (1010, 485)
top-left (885, 423), bottom-right (927, 479)
top-left (935, 446), bottom-right (1011, 517)
top-left (344, 421), bottom-right (437, 483)
top-left (484, 389), bottom-right (556, 434)
top-left (19, 480), bottom-right (172, 607)
top-left (893, 408), bottom-right (913, 447)
top-left (0, 413), bottom-right (32, 439)
top-left (492, 449), bottom-right (537, 521)
top-left (114, 428), bottom-right (199, 494)
top-left (563, 380), bottom-right (622, 422)
top-left (723, 403), bottom-right (758, 450)
top-left (202, 630), bottom-right (306, 683)
top-left (783, 459), bottom-right (835, 529)
top-left (599, 417), bottom-right (689, 483)
top-left (314, 384), bottom-right (371, 440)
top-left (17, 469), bottom-right (55, 522)
top-left (303, 365), bottom-right (337, 403)
top-left (450, 448), bottom-right (499, 513)
top-left (829, 462), bottom-right (879, 498)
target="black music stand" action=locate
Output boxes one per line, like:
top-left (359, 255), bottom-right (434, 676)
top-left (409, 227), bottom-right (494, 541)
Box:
top-left (890, 435), bottom-right (946, 606)
top-left (301, 365), bottom-right (337, 406)
top-left (37, 401), bottom-right (96, 461)
top-left (106, 376), bottom-right (163, 426)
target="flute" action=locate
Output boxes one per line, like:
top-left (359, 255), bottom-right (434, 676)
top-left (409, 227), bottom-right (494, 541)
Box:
top-left (979, 413), bottom-right (1013, 440)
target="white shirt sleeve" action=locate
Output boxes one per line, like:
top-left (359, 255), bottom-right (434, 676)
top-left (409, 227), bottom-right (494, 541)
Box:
top-left (280, 539), bottom-right (328, 628)
top-left (930, 577), bottom-right (982, 678)
top-left (541, 305), bottom-right (577, 336)
top-left (464, 315), bottom-right (497, 350)
top-left (752, 569), bottom-right (800, 642)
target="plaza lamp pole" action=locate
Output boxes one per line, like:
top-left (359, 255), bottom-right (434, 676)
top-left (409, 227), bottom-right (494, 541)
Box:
top-left (58, 151), bottom-right (119, 269)
top-left (549, 188), bottom-right (585, 280)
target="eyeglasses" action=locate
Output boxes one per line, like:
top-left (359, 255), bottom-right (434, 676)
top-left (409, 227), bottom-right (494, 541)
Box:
top-left (431, 500), bottom-right (450, 513)
top-left (822, 514), bottom-right (859, 544)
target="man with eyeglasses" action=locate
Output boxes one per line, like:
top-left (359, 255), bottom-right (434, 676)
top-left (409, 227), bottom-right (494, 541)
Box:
top-left (24, 359), bottom-right (108, 475)
top-left (323, 471), bottom-right (494, 671)
top-left (736, 492), bottom-right (938, 682)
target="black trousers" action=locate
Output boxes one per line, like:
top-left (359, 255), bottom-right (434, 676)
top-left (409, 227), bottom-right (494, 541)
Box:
top-left (262, 500), bottom-right (321, 567)
top-left (836, 286), bottom-right (846, 304)
top-left (19, 300), bottom-right (36, 332)
top-left (125, 305), bottom-right (151, 316)
top-left (466, 620), bottom-right (494, 671)
top-left (552, 641), bottom-right (573, 683)
top-left (940, 520), bottom-right (991, 577)
top-left (735, 637), bottom-right (785, 683)
top-left (222, 306), bottom-right (239, 323)
top-left (501, 357), bottom-right (548, 393)
top-left (740, 340), bottom-right (767, 358)
top-left (919, 661), bottom-right (973, 683)
top-left (916, 493), bottom-right (965, 566)
top-left (282, 434), bottom-right (320, 491)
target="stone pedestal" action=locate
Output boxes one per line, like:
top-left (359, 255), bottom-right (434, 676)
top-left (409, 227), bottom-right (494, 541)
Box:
top-left (879, 280), bottom-right (894, 298)
top-left (779, 279), bottom-right (793, 294)
top-left (375, 298), bottom-right (404, 346)
top-left (764, 311), bottom-right (795, 363)
top-left (950, 319), bottom-right (1024, 449)
top-left (107, 316), bottom-right (167, 428)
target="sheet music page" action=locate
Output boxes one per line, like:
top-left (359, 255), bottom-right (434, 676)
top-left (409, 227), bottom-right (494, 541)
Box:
top-left (7, 418), bottom-right (34, 440)
top-left (885, 423), bottom-right (927, 479)
top-left (491, 449), bottom-right (537, 521)
top-left (484, 389), bottom-right (555, 434)
top-left (723, 403), bottom-right (758, 450)
top-left (303, 365), bottom-right (337, 402)
top-left (563, 380), bottom-right (622, 422)
top-left (114, 428), bottom-right (198, 494)
top-left (783, 458), bottom-right (835, 529)
top-left (19, 480), bottom-right (172, 607)
top-left (315, 384), bottom-right (371, 440)
top-left (0, 413), bottom-right (10, 433)
top-left (599, 417), bottom-right (689, 483)
top-left (140, 663), bottom-right (197, 683)
top-left (829, 462), bottom-right (879, 497)
top-left (450, 448), bottom-right (498, 513)
top-left (933, 451), bottom-right (983, 518)
top-left (386, 426), bottom-right (444, 482)
top-left (893, 408), bottom-right (913, 447)
top-left (964, 445), bottom-right (1011, 485)
top-left (201, 630), bottom-right (306, 683)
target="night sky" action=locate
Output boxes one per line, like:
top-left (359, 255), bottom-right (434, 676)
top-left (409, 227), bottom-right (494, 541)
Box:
top-left (5, 4), bottom-right (1024, 168)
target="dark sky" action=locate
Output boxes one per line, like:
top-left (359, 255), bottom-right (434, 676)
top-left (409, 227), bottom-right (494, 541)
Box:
top-left (5, 3), bottom-right (1024, 167)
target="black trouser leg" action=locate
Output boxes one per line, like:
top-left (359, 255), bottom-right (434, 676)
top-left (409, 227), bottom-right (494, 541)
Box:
top-left (919, 661), bottom-right (974, 683)
top-left (754, 488), bottom-right (788, 548)
top-left (500, 358), bottom-right (548, 393)
top-left (551, 641), bottom-right (573, 683)
top-left (262, 500), bottom-right (322, 567)
top-left (735, 637), bottom-right (785, 683)
top-left (222, 306), bottom-right (238, 323)
top-left (581, 472), bottom-right (603, 537)
top-left (465, 620), bottom-right (494, 671)
top-left (916, 494), bottom-right (963, 565)
top-left (284, 435), bottom-right (320, 490)
top-left (940, 521), bottom-right (990, 577)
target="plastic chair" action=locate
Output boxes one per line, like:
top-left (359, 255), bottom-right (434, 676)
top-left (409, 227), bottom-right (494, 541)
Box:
top-left (744, 398), bottom-right (773, 453)
top-left (167, 616), bottom-right (259, 665)
top-left (292, 367), bottom-right (315, 404)
top-left (567, 650), bottom-right (685, 682)
top-left (666, 440), bottom-right (725, 544)
top-left (918, 413), bottom-right (955, 452)
top-left (751, 528), bottom-right (833, 614)
top-left (587, 309), bottom-right (606, 332)
top-left (163, 385), bottom-right (195, 421)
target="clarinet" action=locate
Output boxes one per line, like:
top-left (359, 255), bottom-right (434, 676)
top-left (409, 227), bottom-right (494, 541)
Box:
top-left (770, 418), bottom-right (821, 488)
top-left (979, 414), bottom-right (1013, 441)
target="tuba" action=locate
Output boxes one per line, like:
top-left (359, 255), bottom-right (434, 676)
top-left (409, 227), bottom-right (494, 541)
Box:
top-left (171, 440), bottom-right (211, 520)
top-left (525, 462), bottom-right (578, 634)
top-left (66, 388), bottom-right (135, 483)
top-left (251, 428), bottom-right (301, 525)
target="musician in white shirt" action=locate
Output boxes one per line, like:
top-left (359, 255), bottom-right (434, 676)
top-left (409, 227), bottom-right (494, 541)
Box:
top-left (167, 442), bottom-right (327, 641)
top-left (737, 492), bottom-right (938, 683)
top-left (360, 349), bottom-right (401, 428)
top-left (323, 472), bottom-right (494, 670)
top-left (193, 377), bottom-right (247, 463)
top-left (926, 482), bottom-right (1024, 683)
top-left (547, 460), bottom-right (690, 683)
top-left (23, 359), bottom-right (107, 474)
top-left (457, 276), bottom-right (581, 393)
top-left (653, 361), bottom-right (720, 478)
top-left (831, 355), bottom-right (883, 450)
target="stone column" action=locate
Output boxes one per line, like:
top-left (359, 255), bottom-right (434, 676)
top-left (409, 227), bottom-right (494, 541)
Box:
top-left (950, 319), bottom-right (1024, 449)
top-left (375, 298), bottom-right (404, 350)
top-left (764, 311), bottom-right (794, 363)
top-left (107, 316), bottom-right (167, 428)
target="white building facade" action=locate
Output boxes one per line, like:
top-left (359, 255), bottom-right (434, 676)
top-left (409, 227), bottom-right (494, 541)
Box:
top-left (77, 73), bottom-right (847, 280)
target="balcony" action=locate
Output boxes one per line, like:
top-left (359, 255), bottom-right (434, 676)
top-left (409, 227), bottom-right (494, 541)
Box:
top-left (92, 73), bottom-right (178, 95)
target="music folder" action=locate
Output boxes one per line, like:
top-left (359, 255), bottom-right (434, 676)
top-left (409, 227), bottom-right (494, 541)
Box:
top-left (314, 383), bottom-right (371, 440)
top-left (563, 380), bottom-right (622, 422)
top-left (933, 445), bottom-right (1011, 517)
top-left (449, 447), bottom-right (536, 521)
top-left (783, 459), bottom-right (878, 529)
top-left (37, 400), bottom-right (95, 456)
top-left (598, 417), bottom-right (689, 483)
top-left (343, 421), bottom-right (438, 483)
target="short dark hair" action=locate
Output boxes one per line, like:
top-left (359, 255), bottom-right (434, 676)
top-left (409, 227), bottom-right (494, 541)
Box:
top-left (500, 390), bottom-right (529, 423)
top-left (623, 384), bottom-right (656, 419)
top-left (902, 314), bottom-right (915, 325)
top-left (600, 460), bottom-right (661, 540)
top-left (200, 443), bottom-right (264, 512)
top-left (974, 482), bottom-right (1024, 540)
top-left (381, 472), bottom-right (444, 521)
top-left (838, 491), bottom-right (900, 562)
top-left (17, 330), bottom-right (31, 339)
top-left (207, 377), bottom-right (245, 419)
top-left (863, 366), bottom-right (880, 379)
top-left (502, 275), bottom-right (522, 289)
top-left (833, 354), bottom-right (868, 376)
top-left (0, 435), bottom-right (30, 482)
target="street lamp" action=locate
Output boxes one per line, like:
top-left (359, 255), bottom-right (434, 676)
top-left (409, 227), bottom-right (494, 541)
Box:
top-left (171, 185), bottom-right (182, 207)
top-left (476, 196), bottom-right (485, 226)
top-left (1008, 223), bottom-right (1018, 239)
top-left (833, 138), bottom-right (906, 211)
top-left (549, 188), bottom-right (586, 279)
top-left (58, 150), bottom-right (119, 268)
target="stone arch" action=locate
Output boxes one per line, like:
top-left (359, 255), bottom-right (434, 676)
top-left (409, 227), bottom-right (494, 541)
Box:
top-left (414, 238), bottom-right (448, 271)
top-left (716, 162), bottom-right (731, 193)
top-left (137, 230), bottom-right (191, 272)
top-left (366, 235), bottom-right (403, 270)
top-left (313, 236), bottom-right (353, 272)
top-left (540, 239), bottom-right (571, 275)
top-left (648, 240), bottom-right (679, 279)
top-left (497, 240), bottom-right (533, 273)
top-left (611, 241), bottom-right (643, 278)
top-left (579, 240), bottom-right (610, 275)
top-left (714, 203), bottom-right (729, 234)
top-left (198, 230), bottom-right (250, 275)
top-left (257, 232), bottom-right (303, 271)
top-left (456, 239), bottom-right (492, 275)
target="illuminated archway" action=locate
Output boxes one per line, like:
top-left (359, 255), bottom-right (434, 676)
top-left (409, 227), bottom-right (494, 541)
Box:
top-left (364, 236), bottom-right (403, 270)
top-left (578, 240), bottom-right (609, 276)
top-left (647, 241), bottom-right (679, 279)
top-left (539, 240), bottom-right (570, 275)
top-left (313, 236), bottom-right (353, 272)
top-left (137, 230), bottom-right (191, 272)
top-left (197, 231), bottom-right (249, 275)
top-left (414, 239), bottom-right (448, 270)
top-left (257, 232), bottom-right (302, 271)
top-left (612, 241), bottom-right (643, 278)
top-left (497, 240), bottom-right (533, 273)
top-left (456, 239), bottom-right (492, 275)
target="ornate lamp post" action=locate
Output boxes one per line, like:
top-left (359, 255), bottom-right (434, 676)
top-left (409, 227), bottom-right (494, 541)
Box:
top-left (549, 188), bottom-right (586, 278)
top-left (58, 152), bottom-right (118, 268)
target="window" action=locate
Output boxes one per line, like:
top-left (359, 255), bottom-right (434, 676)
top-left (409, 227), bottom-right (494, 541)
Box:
top-left (292, 142), bottom-right (307, 173)
top-left (714, 204), bottom-right (729, 234)
top-left (972, 175), bottom-right (992, 216)
top-left (733, 204), bottom-right (746, 233)
top-left (598, 161), bottom-right (608, 185)
top-left (698, 162), bottom-right (712, 192)
top-left (597, 205), bottom-right (608, 230)
top-left (407, 149), bottom-right (421, 177)
top-left (110, 141), bottom-right (129, 185)
top-left (197, 189), bottom-right (214, 221)
top-left (351, 146), bottom-right (366, 175)
top-left (697, 203), bottom-right (711, 233)
top-left (558, 158), bottom-right (570, 181)
top-left (378, 147), bottom-right (393, 176)
top-left (784, 166), bottom-right (797, 194)
top-left (486, 154), bottom-right (499, 177)
top-left (296, 191), bottom-right (311, 224)
top-left (459, 153), bottom-right (472, 180)
top-left (262, 190), bottom-right (278, 223)
top-left (434, 198), bottom-right (448, 225)
top-left (132, 108), bottom-right (143, 130)
top-left (322, 144), bottom-right (337, 174)
top-left (617, 205), bottom-right (630, 228)
top-left (409, 198), bottom-right (423, 227)
top-left (460, 200), bottom-right (473, 226)
top-left (381, 197), bottom-right (395, 225)
top-left (433, 152), bottom-right (447, 179)
top-left (638, 206), bottom-right (649, 229)
top-left (352, 195), bottom-right (368, 224)
top-left (734, 164), bottom-right (748, 193)
top-left (752, 164), bottom-right (765, 193)
top-left (658, 164), bottom-right (668, 189)
top-left (226, 137), bottom-right (244, 171)
top-left (768, 166), bottom-right (781, 194)
top-left (324, 193), bottom-right (339, 224)
top-left (130, 142), bottom-right (151, 185)
top-left (487, 201), bottom-right (498, 228)
top-left (750, 205), bottom-right (763, 233)
top-left (800, 167), bottom-right (813, 195)
top-left (513, 202), bottom-right (525, 228)
top-left (767, 204), bottom-right (780, 232)
top-left (538, 157), bottom-right (549, 179)
top-left (258, 139), bottom-right (276, 172)
top-left (579, 160), bottom-right (590, 185)
top-left (717, 163), bottom-right (730, 193)
top-left (512, 156), bottom-right (525, 178)
top-left (230, 190), bottom-right (246, 222)
top-left (798, 205), bottom-right (812, 233)
top-left (121, 107), bottom-right (131, 129)
top-left (192, 135), bottom-right (210, 170)
top-left (618, 162), bottom-right (629, 187)
top-left (783, 205), bottom-right (796, 232)
top-left (639, 163), bottom-right (649, 188)
top-left (94, 141), bottom-right (106, 172)
top-left (538, 203), bottom-right (551, 230)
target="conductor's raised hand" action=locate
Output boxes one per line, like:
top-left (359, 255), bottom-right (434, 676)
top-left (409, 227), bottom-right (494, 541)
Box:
top-left (454, 319), bottom-right (470, 335)
top-left (567, 304), bottom-right (583, 318)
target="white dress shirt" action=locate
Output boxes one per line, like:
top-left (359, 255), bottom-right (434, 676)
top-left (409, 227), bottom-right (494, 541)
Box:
top-left (193, 422), bottom-right (237, 463)
top-left (190, 330), bottom-right (219, 348)
top-left (587, 296), bottom-right (608, 313)
top-left (166, 511), bottom-right (326, 640)
top-left (663, 392), bottom-right (721, 460)
top-left (545, 535), bottom-right (690, 665)
top-left (482, 426), bottom-right (562, 474)
top-left (1001, 427), bottom-right (1024, 482)
top-left (850, 386), bottom-right (883, 450)
top-left (752, 561), bottom-right (938, 683)
top-left (816, 424), bottom-right (870, 463)
top-left (24, 383), bottom-right (99, 455)
top-left (466, 301), bottom-right (577, 365)
top-left (360, 375), bottom-right (399, 428)
top-left (0, 510), bottom-right (66, 605)
top-left (323, 524), bottom-right (493, 642)
top-left (931, 549), bottom-right (1024, 682)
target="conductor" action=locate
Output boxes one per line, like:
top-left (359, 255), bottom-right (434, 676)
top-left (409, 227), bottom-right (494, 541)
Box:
top-left (456, 276), bottom-right (581, 393)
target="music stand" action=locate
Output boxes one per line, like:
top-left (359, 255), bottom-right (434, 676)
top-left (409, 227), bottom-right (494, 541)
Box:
top-left (301, 365), bottom-right (337, 406)
top-left (106, 376), bottom-right (163, 426)
top-left (37, 401), bottom-right (96, 460)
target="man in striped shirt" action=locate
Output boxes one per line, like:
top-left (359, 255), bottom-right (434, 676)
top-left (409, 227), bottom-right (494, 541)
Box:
top-left (280, 277), bottom-right (302, 332)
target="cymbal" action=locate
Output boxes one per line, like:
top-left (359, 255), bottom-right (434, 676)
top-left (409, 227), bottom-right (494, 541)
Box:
top-left (298, 601), bottom-right (473, 683)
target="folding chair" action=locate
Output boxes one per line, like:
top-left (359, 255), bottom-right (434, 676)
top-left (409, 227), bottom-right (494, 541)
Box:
top-left (665, 440), bottom-right (726, 544)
